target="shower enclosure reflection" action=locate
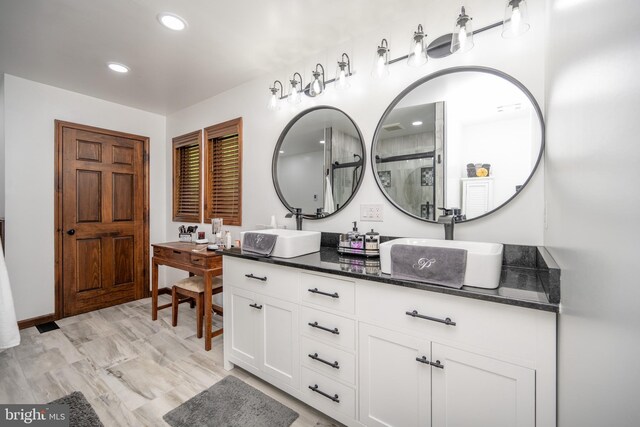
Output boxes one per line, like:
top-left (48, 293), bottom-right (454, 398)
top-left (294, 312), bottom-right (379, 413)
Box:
top-left (372, 67), bottom-right (544, 222)
top-left (273, 107), bottom-right (366, 218)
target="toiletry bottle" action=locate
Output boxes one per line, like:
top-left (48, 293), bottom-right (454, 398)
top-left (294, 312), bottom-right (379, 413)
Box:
top-left (224, 231), bottom-right (232, 249)
top-left (365, 229), bottom-right (380, 251)
top-left (270, 215), bottom-right (277, 229)
top-left (349, 222), bottom-right (364, 250)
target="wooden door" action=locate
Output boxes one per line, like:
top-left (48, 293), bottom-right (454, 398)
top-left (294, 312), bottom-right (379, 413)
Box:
top-left (58, 122), bottom-right (148, 317)
top-left (431, 343), bottom-right (535, 427)
top-left (359, 323), bottom-right (431, 427)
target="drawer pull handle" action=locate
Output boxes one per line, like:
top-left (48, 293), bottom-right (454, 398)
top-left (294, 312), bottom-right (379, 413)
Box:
top-left (430, 359), bottom-right (445, 369)
top-left (405, 310), bottom-right (456, 326)
top-left (308, 288), bottom-right (339, 298)
top-left (173, 250), bottom-right (181, 254)
top-left (249, 303), bottom-right (263, 310)
top-left (308, 321), bottom-right (339, 335)
top-left (415, 355), bottom-right (430, 365)
top-left (308, 384), bottom-right (340, 403)
top-left (192, 258), bottom-right (201, 262)
top-left (308, 353), bottom-right (340, 369)
top-left (245, 274), bottom-right (267, 282)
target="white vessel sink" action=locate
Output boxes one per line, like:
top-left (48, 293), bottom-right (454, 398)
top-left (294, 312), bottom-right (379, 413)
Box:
top-left (379, 238), bottom-right (504, 289)
top-left (241, 229), bottom-right (321, 259)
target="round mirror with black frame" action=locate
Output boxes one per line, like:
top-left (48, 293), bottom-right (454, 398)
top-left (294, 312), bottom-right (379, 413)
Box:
top-left (371, 66), bottom-right (544, 223)
top-left (273, 106), bottom-right (366, 219)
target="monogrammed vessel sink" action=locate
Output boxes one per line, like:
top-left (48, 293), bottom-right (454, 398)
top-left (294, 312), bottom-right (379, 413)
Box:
top-left (379, 238), bottom-right (504, 289)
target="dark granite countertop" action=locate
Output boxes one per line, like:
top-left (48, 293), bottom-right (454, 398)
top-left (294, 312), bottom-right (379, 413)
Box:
top-left (220, 246), bottom-right (559, 313)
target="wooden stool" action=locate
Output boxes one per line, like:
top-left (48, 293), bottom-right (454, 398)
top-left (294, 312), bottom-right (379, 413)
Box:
top-left (171, 276), bottom-right (223, 338)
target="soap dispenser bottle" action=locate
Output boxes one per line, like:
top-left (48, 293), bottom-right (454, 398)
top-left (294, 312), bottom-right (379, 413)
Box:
top-left (349, 222), bottom-right (364, 250)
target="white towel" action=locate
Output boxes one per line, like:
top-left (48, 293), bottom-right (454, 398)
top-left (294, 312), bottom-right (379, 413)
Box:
top-left (324, 175), bottom-right (335, 214)
top-left (0, 239), bottom-right (20, 350)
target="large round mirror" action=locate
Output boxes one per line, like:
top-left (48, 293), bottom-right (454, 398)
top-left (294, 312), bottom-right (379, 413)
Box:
top-left (273, 106), bottom-right (366, 218)
top-left (372, 66), bottom-right (544, 222)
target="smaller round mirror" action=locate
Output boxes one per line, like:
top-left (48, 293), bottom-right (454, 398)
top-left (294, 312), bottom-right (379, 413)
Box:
top-left (273, 106), bottom-right (366, 218)
top-left (372, 66), bottom-right (544, 223)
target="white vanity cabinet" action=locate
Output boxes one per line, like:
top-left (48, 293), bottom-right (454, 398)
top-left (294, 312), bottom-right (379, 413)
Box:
top-left (223, 255), bottom-right (557, 427)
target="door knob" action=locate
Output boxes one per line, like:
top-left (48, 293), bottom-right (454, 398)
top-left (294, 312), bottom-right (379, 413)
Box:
top-left (67, 229), bottom-right (75, 235)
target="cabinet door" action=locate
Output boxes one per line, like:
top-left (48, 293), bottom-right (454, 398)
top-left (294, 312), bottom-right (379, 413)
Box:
top-left (261, 295), bottom-right (299, 389)
top-left (431, 343), bottom-right (535, 427)
top-left (229, 287), bottom-right (262, 369)
top-left (359, 323), bottom-right (431, 427)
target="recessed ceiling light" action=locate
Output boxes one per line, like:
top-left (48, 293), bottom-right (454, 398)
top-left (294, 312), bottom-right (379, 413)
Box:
top-left (279, 150), bottom-right (285, 154)
top-left (412, 121), bottom-right (423, 126)
top-left (157, 13), bottom-right (187, 31)
top-left (107, 62), bottom-right (130, 73)
top-left (319, 140), bottom-right (325, 144)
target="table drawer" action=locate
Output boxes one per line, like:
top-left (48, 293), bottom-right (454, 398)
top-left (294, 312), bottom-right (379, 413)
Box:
top-left (300, 306), bottom-right (355, 350)
top-left (153, 247), bottom-right (190, 264)
top-left (190, 253), bottom-right (221, 269)
top-left (301, 272), bottom-right (355, 315)
top-left (223, 256), bottom-right (299, 303)
top-left (301, 367), bottom-right (355, 419)
top-left (357, 281), bottom-right (551, 360)
top-left (301, 336), bottom-right (355, 386)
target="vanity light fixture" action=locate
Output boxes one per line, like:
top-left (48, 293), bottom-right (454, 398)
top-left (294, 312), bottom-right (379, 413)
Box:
top-left (288, 72), bottom-right (303, 105)
top-left (107, 62), bottom-right (130, 73)
top-left (335, 53), bottom-right (352, 91)
top-left (412, 121), bottom-right (423, 126)
top-left (451, 6), bottom-right (474, 54)
top-left (157, 13), bottom-right (187, 31)
top-left (407, 25), bottom-right (428, 67)
top-left (372, 39), bottom-right (390, 79)
top-left (309, 64), bottom-right (326, 97)
top-left (502, 0), bottom-right (530, 38)
top-left (267, 80), bottom-right (284, 111)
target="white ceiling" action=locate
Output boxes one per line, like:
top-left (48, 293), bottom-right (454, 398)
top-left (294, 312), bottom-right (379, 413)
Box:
top-left (0, 0), bottom-right (426, 114)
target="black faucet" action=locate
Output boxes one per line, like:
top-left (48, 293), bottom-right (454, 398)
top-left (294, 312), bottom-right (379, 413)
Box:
top-left (285, 208), bottom-right (304, 230)
top-left (437, 208), bottom-right (465, 240)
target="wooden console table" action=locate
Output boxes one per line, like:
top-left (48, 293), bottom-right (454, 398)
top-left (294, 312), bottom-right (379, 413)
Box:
top-left (151, 241), bottom-right (222, 351)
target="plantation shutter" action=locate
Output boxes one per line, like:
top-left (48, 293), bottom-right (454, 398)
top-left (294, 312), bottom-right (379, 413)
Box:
top-left (205, 118), bottom-right (242, 226)
top-left (172, 130), bottom-right (202, 222)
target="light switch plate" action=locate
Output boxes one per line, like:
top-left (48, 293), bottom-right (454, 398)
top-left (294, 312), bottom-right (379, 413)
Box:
top-left (360, 204), bottom-right (384, 222)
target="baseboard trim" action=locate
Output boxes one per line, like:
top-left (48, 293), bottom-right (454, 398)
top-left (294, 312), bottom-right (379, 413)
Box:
top-left (18, 313), bottom-right (57, 330)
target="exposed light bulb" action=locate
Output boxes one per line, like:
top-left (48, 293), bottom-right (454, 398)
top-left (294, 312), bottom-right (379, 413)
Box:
top-left (413, 41), bottom-right (422, 59)
top-left (376, 55), bottom-right (386, 77)
top-left (268, 93), bottom-right (278, 111)
top-left (312, 78), bottom-right (321, 94)
top-left (289, 85), bottom-right (299, 104)
top-left (337, 68), bottom-right (348, 89)
top-left (511, 6), bottom-right (522, 33)
top-left (458, 27), bottom-right (468, 51)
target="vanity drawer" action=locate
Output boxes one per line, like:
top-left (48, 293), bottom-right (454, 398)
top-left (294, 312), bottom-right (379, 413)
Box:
top-left (223, 256), bottom-right (299, 303)
top-left (357, 281), bottom-right (550, 360)
top-left (189, 253), bottom-right (221, 269)
top-left (301, 336), bottom-right (355, 386)
top-left (301, 272), bottom-right (355, 314)
top-left (300, 306), bottom-right (355, 350)
top-left (301, 367), bottom-right (356, 419)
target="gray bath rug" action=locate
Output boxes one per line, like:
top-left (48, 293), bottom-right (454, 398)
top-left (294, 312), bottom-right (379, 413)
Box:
top-left (49, 391), bottom-right (104, 427)
top-left (163, 375), bottom-right (299, 427)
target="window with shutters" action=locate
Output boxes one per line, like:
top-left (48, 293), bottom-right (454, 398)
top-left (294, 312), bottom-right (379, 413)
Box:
top-left (204, 118), bottom-right (242, 226)
top-left (172, 130), bottom-right (202, 223)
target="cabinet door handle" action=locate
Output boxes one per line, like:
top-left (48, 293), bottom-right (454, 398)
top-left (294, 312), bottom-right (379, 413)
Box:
top-left (249, 303), bottom-right (263, 310)
top-left (307, 288), bottom-right (339, 298)
top-left (308, 384), bottom-right (340, 403)
top-left (308, 353), bottom-right (340, 369)
top-left (245, 274), bottom-right (267, 282)
top-left (308, 321), bottom-right (340, 335)
top-left (405, 310), bottom-right (456, 326)
top-left (415, 355), bottom-right (430, 365)
top-left (430, 359), bottom-right (444, 369)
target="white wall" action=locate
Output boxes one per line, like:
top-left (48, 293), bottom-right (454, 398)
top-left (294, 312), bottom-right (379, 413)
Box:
top-left (545, 0), bottom-right (640, 425)
top-left (3, 74), bottom-right (166, 321)
top-left (166, 0), bottom-right (548, 247)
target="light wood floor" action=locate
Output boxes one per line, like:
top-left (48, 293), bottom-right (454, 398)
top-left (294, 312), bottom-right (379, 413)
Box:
top-left (0, 295), bottom-right (341, 426)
